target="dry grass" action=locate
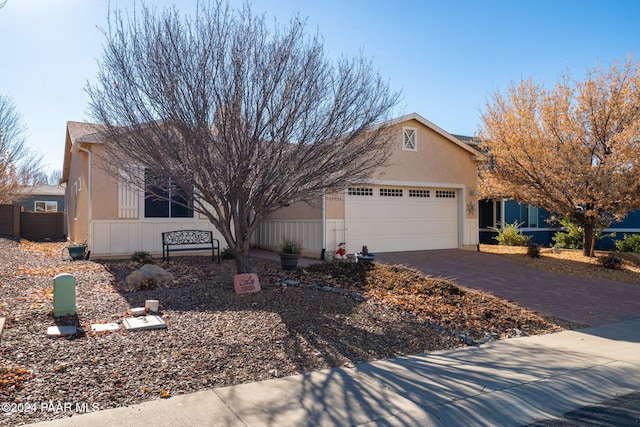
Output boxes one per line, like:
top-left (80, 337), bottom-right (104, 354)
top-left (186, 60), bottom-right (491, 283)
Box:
top-left (480, 244), bottom-right (640, 286)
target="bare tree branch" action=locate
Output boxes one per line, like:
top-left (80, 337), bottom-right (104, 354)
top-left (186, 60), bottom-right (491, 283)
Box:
top-left (0, 94), bottom-right (46, 204)
top-left (87, 1), bottom-right (400, 273)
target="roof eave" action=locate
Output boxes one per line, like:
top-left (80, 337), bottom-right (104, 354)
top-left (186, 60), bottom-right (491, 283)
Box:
top-left (383, 113), bottom-right (487, 160)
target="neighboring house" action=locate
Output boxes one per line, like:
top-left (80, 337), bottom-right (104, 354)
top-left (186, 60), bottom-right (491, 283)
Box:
top-left (255, 113), bottom-right (486, 256)
top-left (62, 114), bottom-right (486, 258)
top-left (440, 135), bottom-right (640, 250)
top-left (3, 185), bottom-right (67, 241)
top-left (479, 199), bottom-right (556, 246)
top-left (479, 199), bottom-right (640, 250)
top-left (12, 185), bottom-right (66, 212)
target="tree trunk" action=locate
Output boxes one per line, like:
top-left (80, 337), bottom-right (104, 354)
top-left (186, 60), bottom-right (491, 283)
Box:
top-left (582, 221), bottom-right (596, 257)
top-left (233, 237), bottom-right (252, 274)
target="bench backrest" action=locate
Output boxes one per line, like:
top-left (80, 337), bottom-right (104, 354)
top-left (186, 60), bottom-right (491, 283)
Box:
top-left (162, 230), bottom-right (213, 245)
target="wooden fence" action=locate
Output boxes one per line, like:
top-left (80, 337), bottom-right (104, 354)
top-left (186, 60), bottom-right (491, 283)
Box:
top-left (0, 204), bottom-right (20, 237)
top-left (0, 204), bottom-right (65, 241)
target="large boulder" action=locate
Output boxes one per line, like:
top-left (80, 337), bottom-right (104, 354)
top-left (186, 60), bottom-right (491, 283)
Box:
top-left (125, 265), bottom-right (174, 290)
top-left (138, 264), bottom-right (175, 286)
top-left (125, 270), bottom-right (149, 290)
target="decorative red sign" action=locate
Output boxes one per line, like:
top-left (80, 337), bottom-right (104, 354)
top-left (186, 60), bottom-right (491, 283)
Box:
top-left (233, 273), bottom-right (261, 294)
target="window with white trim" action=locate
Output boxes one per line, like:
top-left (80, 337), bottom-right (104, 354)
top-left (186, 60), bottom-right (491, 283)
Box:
top-left (348, 187), bottom-right (373, 196)
top-left (409, 189), bottom-right (430, 198)
top-left (528, 205), bottom-right (538, 228)
top-left (35, 201), bottom-right (58, 212)
top-left (435, 190), bottom-right (456, 198)
top-left (144, 170), bottom-right (194, 218)
top-left (73, 181), bottom-right (78, 220)
top-left (380, 188), bottom-right (403, 197)
top-left (402, 127), bottom-right (417, 151)
top-left (516, 203), bottom-right (539, 228)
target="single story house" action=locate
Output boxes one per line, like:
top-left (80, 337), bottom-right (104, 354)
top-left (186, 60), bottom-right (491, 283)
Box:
top-left (12, 185), bottom-right (66, 212)
top-left (62, 114), bottom-right (485, 258)
top-left (479, 199), bottom-right (640, 250)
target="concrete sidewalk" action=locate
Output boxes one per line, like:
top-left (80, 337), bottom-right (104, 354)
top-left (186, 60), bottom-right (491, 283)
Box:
top-left (29, 318), bottom-right (640, 427)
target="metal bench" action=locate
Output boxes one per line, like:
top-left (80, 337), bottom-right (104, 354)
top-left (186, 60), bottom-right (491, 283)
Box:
top-left (162, 230), bottom-right (220, 263)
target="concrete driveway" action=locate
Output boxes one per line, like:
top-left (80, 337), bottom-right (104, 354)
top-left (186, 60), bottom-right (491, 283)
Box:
top-left (374, 249), bottom-right (640, 327)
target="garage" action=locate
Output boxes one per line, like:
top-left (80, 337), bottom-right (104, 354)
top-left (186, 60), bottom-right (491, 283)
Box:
top-left (255, 114), bottom-right (483, 255)
top-left (345, 185), bottom-right (459, 253)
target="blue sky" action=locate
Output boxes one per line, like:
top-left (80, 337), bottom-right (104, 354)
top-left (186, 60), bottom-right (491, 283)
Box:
top-left (1, 0), bottom-right (639, 174)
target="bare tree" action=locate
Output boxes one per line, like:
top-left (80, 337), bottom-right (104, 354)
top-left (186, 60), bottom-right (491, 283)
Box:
top-left (27, 169), bottom-right (60, 186)
top-left (0, 94), bottom-right (45, 204)
top-left (479, 57), bottom-right (640, 256)
top-left (47, 169), bottom-right (63, 185)
top-left (87, 2), bottom-right (400, 273)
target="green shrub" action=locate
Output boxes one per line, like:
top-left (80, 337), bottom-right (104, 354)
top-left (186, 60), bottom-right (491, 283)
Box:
top-left (278, 237), bottom-right (303, 254)
top-left (221, 246), bottom-right (235, 260)
top-left (615, 234), bottom-right (640, 253)
top-left (492, 221), bottom-right (529, 246)
top-left (552, 218), bottom-right (584, 249)
top-left (130, 251), bottom-right (154, 264)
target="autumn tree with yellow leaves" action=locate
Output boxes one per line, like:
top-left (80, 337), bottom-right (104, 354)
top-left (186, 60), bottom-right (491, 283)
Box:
top-left (479, 57), bottom-right (640, 257)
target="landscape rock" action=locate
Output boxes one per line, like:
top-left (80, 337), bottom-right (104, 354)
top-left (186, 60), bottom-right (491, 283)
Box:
top-left (125, 270), bottom-right (149, 289)
top-left (139, 264), bottom-right (175, 285)
top-left (125, 265), bottom-right (175, 289)
top-left (0, 237), bottom-right (575, 426)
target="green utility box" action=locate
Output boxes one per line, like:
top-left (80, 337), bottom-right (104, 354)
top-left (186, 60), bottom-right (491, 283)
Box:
top-left (53, 273), bottom-right (76, 316)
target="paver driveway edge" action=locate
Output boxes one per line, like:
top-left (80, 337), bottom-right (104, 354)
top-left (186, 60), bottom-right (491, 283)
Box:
top-left (374, 249), bottom-right (640, 326)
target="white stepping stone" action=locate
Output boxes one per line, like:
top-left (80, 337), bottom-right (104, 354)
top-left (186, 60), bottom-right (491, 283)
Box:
top-left (122, 315), bottom-right (166, 331)
top-left (46, 325), bottom-right (77, 336)
top-left (90, 323), bottom-right (120, 332)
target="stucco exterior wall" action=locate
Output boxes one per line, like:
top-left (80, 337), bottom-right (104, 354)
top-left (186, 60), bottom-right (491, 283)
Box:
top-left (90, 145), bottom-right (120, 220)
top-left (63, 115), bottom-right (481, 257)
top-left (66, 142), bottom-right (120, 244)
top-left (64, 134), bottom-right (227, 257)
top-left (325, 192), bottom-right (344, 219)
top-left (262, 191), bottom-right (345, 221)
top-left (264, 199), bottom-right (321, 220)
top-left (66, 147), bottom-right (89, 244)
top-left (373, 119), bottom-right (480, 220)
top-left (263, 119), bottom-right (480, 223)
top-left (257, 115), bottom-right (482, 253)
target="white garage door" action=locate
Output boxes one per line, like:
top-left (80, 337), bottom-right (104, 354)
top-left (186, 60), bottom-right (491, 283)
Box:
top-left (345, 186), bottom-right (458, 253)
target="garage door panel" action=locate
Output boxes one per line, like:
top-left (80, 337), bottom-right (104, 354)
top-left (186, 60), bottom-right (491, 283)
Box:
top-left (345, 187), bottom-right (458, 253)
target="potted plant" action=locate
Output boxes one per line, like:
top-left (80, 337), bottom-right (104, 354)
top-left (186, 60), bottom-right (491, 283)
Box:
top-left (278, 237), bottom-right (303, 271)
top-left (66, 243), bottom-right (88, 261)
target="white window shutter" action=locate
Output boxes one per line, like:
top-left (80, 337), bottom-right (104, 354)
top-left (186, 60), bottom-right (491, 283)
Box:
top-left (118, 168), bottom-right (139, 218)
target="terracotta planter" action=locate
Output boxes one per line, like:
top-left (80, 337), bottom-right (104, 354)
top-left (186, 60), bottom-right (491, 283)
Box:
top-left (279, 253), bottom-right (300, 271)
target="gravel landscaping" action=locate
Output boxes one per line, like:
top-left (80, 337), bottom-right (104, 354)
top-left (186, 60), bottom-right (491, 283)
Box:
top-left (1, 237), bottom-right (570, 426)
